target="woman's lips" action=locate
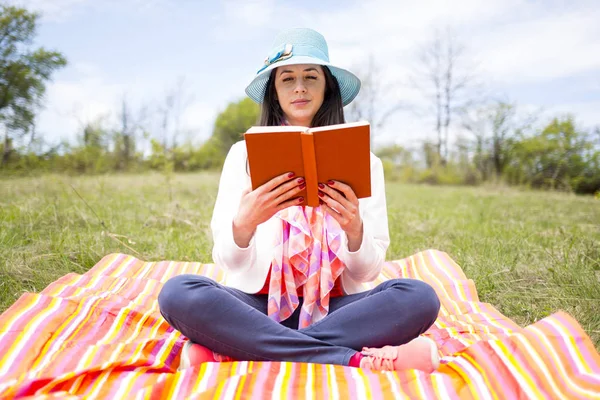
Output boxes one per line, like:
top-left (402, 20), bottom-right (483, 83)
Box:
top-left (292, 99), bottom-right (310, 106)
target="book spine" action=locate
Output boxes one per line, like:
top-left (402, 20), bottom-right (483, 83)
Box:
top-left (300, 132), bottom-right (319, 207)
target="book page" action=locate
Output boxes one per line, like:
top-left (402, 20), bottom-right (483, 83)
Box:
top-left (246, 125), bottom-right (309, 134)
top-left (308, 120), bottom-right (369, 133)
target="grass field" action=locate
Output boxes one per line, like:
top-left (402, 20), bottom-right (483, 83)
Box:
top-left (1, 173), bottom-right (599, 348)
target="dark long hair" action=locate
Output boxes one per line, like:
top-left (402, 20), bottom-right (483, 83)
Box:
top-left (258, 66), bottom-right (345, 127)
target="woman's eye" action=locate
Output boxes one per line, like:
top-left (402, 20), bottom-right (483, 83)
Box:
top-left (306, 75), bottom-right (317, 80)
top-left (282, 77), bottom-right (293, 82)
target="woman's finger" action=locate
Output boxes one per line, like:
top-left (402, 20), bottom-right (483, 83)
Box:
top-left (325, 180), bottom-right (359, 203)
top-left (241, 185), bottom-right (252, 197)
top-left (270, 176), bottom-right (305, 201)
top-left (273, 181), bottom-right (305, 205)
top-left (319, 184), bottom-right (357, 216)
top-left (320, 201), bottom-right (344, 224)
top-left (319, 192), bottom-right (353, 224)
top-left (259, 172), bottom-right (298, 194)
top-left (276, 195), bottom-right (305, 211)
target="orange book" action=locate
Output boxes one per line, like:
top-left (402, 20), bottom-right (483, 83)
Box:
top-left (244, 121), bottom-right (371, 207)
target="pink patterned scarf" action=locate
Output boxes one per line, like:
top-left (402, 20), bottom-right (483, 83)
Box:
top-left (267, 205), bottom-right (346, 329)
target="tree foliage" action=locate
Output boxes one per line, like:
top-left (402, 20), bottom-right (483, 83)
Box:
top-left (211, 97), bottom-right (259, 155)
top-left (506, 116), bottom-right (599, 192)
top-left (0, 5), bottom-right (67, 165)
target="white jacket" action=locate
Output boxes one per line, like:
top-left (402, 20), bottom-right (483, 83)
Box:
top-left (210, 141), bottom-right (390, 295)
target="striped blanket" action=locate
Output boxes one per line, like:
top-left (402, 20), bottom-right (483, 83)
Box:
top-left (0, 250), bottom-right (599, 399)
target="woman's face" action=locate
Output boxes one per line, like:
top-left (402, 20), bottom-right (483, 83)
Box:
top-left (274, 64), bottom-right (326, 127)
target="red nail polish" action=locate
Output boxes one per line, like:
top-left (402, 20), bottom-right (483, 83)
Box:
top-left (299, 183), bottom-right (306, 189)
top-left (318, 183), bottom-right (324, 189)
top-left (297, 177), bottom-right (305, 184)
top-left (318, 191), bottom-right (324, 197)
top-left (319, 199), bottom-right (324, 205)
top-left (288, 172), bottom-right (295, 178)
top-left (298, 197), bottom-right (304, 202)
top-left (327, 180), bottom-right (334, 186)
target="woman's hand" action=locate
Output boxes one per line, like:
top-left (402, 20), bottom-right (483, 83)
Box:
top-left (318, 180), bottom-right (364, 251)
top-left (232, 172), bottom-right (305, 248)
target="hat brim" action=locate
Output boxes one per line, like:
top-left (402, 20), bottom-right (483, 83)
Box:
top-left (245, 56), bottom-right (361, 107)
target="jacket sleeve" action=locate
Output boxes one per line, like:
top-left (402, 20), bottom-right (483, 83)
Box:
top-left (210, 142), bottom-right (257, 273)
top-left (336, 154), bottom-right (390, 282)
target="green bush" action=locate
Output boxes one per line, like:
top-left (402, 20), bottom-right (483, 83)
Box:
top-left (418, 166), bottom-right (466, 186)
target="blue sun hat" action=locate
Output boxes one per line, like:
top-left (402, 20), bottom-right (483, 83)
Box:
top-left (245, 28), bottom-right (361, 107)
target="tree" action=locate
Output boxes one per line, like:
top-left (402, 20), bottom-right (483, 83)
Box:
top-left (211, 97), bottom-right (259, 156)
top-left (462, 101), bottom-right (536, 180)
top-left (509, 116), bottom-right (594, 191)
top-left (375, 144), bottom-right (410, 166)
top-left (345, 56), bottom-right (406, 149)
top-left (410, 28), bottom-right (477, 164)
top-left (0, 5), bottom-right (67, 165)
top-left (114, 96), bottom-right (148, 170)
top-left (69, 117), bottom-right (112, 173)
top-left (159, 77), bottom-right (193, 151)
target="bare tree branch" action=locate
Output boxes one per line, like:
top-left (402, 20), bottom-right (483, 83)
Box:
top-left (410, 27), bottom-right (478, 165)
top-left (159, 76), bottom-right (194, 151)
top-left (346, 55), bottom-right (408, 149)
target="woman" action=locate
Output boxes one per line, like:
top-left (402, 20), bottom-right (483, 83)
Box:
top-left (158, 28), bottom-right (441, 372)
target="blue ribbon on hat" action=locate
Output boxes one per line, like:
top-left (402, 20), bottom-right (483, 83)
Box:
top-left (258, 44), bottom-right (294, 73)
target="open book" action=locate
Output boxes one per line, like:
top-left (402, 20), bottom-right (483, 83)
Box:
top-left (244, 121), bottom-right (371, 207)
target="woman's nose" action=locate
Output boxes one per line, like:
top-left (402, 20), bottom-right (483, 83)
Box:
top-left (294, 83), bottom-right (307, 93)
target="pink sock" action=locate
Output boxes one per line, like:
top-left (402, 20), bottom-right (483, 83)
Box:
top-left (348, 351), bottom-right (363, 368)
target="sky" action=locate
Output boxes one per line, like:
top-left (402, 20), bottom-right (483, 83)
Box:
top-left (7, 0), bottom-right (600, 149)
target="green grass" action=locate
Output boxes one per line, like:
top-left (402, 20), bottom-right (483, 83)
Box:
top-left (1, 173), bottom-right (599, 348)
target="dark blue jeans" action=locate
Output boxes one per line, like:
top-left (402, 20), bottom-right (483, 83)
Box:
top-left (158, 275), bottom-right (440, 366)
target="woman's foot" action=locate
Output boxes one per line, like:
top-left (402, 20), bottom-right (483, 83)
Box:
top-left (178, 341), bottom-right (234, 370)
top-left (359, 336), bottom-right (440, 373)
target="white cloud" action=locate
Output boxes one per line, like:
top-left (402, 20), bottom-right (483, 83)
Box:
top-left (8, 0), bottom-right (171, 21)
top-left (476, 9), bottom-right (600, 84)
top-left (37, 64), bottom-right (126, 144)
top-left (180, 102), bottom-right (217, 143)
top-left (545, 101), bottom-right (600, 129)
top-left (222, 0), bottom-right (276, 27)
top-left (8, 0), bottom-right (89, 21)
